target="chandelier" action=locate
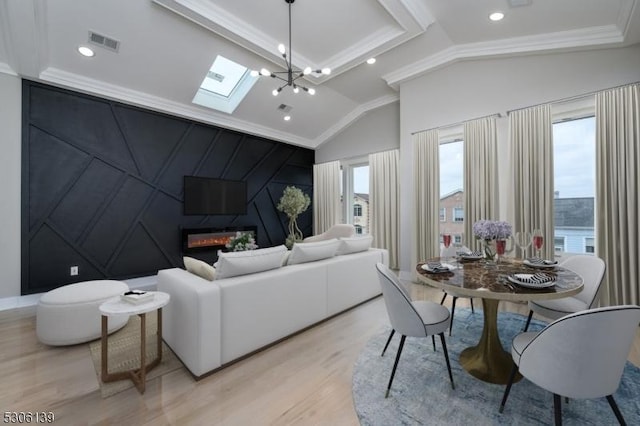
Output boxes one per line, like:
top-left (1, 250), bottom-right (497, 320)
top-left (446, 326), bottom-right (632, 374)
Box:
top-left (250, 0), bottom-right (330, 96)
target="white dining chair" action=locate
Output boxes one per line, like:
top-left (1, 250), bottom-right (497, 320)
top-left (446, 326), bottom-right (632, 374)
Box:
top-left (439, 245), bottom-right (475, 335)
top-left (523, 254), bottom-right (605, 331)
top-left (500, 305), bottom-right (640, 425)
top-left (376, 263), bottom-right (455, 397)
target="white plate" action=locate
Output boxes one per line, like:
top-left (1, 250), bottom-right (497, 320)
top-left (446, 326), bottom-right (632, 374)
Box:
top-left (508, 274), bottom-right (556, 289)
top-left (421, 263), bottom-right (453, 273)
top-left (523, 259), bottom-right (558, 269)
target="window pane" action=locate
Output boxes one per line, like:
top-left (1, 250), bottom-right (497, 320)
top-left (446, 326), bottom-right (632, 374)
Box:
top-left (553, 116), bottom-right (595, 254)
top-left (351, 165), bottom-right (369, 234)
top-left (439, 141), bottom-right (464, 247)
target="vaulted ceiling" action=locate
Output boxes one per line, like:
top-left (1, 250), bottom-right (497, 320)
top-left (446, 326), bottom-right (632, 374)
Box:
top-left (1, 0), bottom-right (638, 149)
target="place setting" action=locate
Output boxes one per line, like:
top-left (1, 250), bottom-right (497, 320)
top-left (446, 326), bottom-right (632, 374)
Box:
top-left (506, 272), bottom-right (557, 289)
top-left (421, 261), bottom-right (454, 274)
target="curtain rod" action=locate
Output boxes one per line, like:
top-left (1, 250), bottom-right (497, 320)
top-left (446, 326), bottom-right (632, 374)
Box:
top-left (410, 81), bottom-right (639, 135)
top-left (411, 113), bottom-right (501, 136)
top-left (506, 81), bottom-right (640, 115)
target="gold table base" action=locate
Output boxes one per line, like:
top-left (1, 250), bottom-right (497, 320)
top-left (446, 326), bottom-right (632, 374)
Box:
top-left (458, 299), bottom-right (521, 384)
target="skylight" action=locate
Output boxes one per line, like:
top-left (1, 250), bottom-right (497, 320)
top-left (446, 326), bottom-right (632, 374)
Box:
top-left (193, 55), bottom-right (257, 114)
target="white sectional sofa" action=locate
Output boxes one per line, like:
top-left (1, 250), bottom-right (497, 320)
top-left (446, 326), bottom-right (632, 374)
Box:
top-left (157, 246), bottom-right (388, 378)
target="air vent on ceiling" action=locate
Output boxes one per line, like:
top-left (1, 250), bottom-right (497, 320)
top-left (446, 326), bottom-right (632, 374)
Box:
top-left (278, 104), bottom-right (293, 113)
top-left (88, 31), bottom-right (120, 52)
top-left (207, 71), bottom-right (225, 82)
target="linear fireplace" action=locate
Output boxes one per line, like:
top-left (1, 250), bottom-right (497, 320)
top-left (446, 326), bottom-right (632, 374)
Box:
top-left (181, 226), bottom-right (257, 254)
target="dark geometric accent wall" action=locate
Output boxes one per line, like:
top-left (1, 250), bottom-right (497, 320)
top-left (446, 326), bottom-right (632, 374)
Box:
top-left (21, 81), bottom-right (314, 295)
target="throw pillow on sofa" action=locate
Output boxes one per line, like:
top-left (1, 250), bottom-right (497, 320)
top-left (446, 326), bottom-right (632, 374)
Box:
top-left (336, 234), bottom-right (373, 255)
top-left (183, 256), bottom-right (216, 281)
top-left (215, 245), bottom-right (287, 279)
top-left (287, 239), bottom-right (340, 265)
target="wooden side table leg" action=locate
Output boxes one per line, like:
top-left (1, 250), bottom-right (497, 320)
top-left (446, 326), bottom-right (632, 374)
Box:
top-left (157, 308), bottom-right (163, 362)
top-left (101, 315), bottom-right (108, 381)
top-left (139, 312), bottom-right (147, 394)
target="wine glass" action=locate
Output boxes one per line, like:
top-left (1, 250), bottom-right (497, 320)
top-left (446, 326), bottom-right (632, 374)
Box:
top-left (514, 231), bottom-right (532, 258)
top-left (443, 234), bottom-right (452, 249)
top-left (532, 229), bottom-right (544, 258)
top-left (495, 239), bottom-right (506, 263)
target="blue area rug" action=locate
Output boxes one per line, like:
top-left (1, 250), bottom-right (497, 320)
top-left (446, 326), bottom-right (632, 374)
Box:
top-left (352, 308), bottom-right (640, 425)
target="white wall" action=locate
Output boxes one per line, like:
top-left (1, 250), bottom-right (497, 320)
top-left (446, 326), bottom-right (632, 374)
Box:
top-left (315, 101), bottom-right (400, 163)
top-left (397, 45), bottom-right (640, 278)
top-left (0, 72), bottom-right (22, 298)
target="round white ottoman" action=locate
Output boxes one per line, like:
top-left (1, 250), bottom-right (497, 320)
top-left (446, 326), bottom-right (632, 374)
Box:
top-left (36, 280), bottom-right (130, 346)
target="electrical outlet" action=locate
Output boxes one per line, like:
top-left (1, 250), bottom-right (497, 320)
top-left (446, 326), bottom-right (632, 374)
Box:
top-left (70, 266), bottom-right (78, 276)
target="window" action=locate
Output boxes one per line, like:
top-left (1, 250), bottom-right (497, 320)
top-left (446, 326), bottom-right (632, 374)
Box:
top-left (453, 207), bottom-right (464, 222)
top-left (454, 235), bottom-right (462, 244)
top-left (585, 237), bottom-right (595, 253)
top-left (553, 115), bottom-right (595, 254)
top-left (341, 160), bottom-right (369, 235)
top-left (554, 236), bottom-right (566, 253)
top-left (439, 139), bottom-right (464, 239)
top-left (192, 55), bottom-right (257, 114)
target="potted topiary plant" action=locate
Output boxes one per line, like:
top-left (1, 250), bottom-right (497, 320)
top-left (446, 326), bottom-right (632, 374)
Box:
top-left (277, 186), bottom-right (311, 249)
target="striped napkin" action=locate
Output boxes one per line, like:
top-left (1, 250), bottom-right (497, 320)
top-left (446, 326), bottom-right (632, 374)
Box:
top-left (426, 262), bottom-right (450, 273)
top-left (458, 250), bottom-right (483, 257)
top-left (512, 272), bottom-right (554, 284)
top-left (527, 257), bottom-right (558, 265)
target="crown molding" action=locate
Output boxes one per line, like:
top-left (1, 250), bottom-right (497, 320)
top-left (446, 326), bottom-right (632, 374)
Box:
top-left (383, 25), bottom-right (625, 88)
top-left (0, 62), bottom-right (17, 76)
top-left (617, 0), bottom-right (638, 39)
top-left (153, 0), bottom-right (431, 85)
top-left (313, 93), bottom-right (399, 147)
top-left (39, 67), bottom-right (316, 149)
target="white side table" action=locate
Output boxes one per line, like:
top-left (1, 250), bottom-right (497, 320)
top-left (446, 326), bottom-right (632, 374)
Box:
top-left (99, 291), bottom-right (170, 394)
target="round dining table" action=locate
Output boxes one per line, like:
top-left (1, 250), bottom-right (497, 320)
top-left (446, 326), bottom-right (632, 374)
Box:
top-left (416, 257), bottom-right (583, 384)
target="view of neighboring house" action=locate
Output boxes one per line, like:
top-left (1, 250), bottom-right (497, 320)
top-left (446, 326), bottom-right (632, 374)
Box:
top-left (438, 190), bottom-right (595, 255)
top-left (353, 193), bottom-right (370, 235)
top-left (553, 197), bottom-right (595, 254)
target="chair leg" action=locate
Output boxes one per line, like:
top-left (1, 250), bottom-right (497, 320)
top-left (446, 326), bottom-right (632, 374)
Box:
top-left (440, 292), bottom-right (447, 305)
top-left (470, 298), bottom-right (475, 313)
top-left (523, 310), bottom-right (534, 332)
top-left (449, 297), bottom-right (458, 336)
top-left (432, 335), bottom-right (436, 352)
top-left (381, 329), bottom-right (395, 357)
top-left (606, 395), bottom-right (627, 425)
top-left (439, 333), bottom-right (455, 390)
top-left (385, 335), bottom-right (406, 398)
top-left (553, 393), bottom-right (562, 426)
top-left (499, 363), bottom-right (519, 413)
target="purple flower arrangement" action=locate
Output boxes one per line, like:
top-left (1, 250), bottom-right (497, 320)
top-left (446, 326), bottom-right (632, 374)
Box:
top-left (472, 220), bottom-right (512, 241)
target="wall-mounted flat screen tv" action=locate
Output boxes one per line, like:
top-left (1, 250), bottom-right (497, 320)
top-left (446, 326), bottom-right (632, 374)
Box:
top-left (183, 176), bottom-right (247, 215)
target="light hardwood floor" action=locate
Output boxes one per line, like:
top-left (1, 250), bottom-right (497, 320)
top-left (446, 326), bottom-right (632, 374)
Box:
top-left (1, 283), bottom-right (638, 426)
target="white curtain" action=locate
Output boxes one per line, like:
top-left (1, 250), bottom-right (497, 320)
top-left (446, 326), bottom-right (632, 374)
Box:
top-left (595, 83), bottom-right (640, 306)
top-left (463, 117), bottom-right (498, 251)
top-left (312, 161), bottom-right (341, 235)
top-left (369, 149), bottom-right (399, 269)
top-left (509, 105), bottom-right (555, 259)
top-left (413, 130), bottom-right (440, 262)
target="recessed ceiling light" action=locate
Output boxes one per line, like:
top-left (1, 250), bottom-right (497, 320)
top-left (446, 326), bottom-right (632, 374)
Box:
top-left (366, 58), bottom-right (376, 65)
top-left (284, 115), bottom-right (291, 121)
top-left (77, 46), bottom-right (95, 57)
top-left (489, 12), bottom-right (505, 21)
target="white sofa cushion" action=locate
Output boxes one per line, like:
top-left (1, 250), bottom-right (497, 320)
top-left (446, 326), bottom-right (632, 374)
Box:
top-left (184, 256), bottom-right (216, 281)
top-left (287, 239), bottom-right (340, 265)
top-left (336, 235), bottom-right (373, 255)
top-left (215, 245), bottom-right (287, 279)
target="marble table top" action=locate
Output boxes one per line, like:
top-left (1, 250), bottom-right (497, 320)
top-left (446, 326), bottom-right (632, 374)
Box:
top-left (99, 291), bottom-right (170, 316)
top-left (416, 258), bottom-right (584, 302)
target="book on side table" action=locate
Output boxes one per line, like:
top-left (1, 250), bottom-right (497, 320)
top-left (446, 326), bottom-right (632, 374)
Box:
top-left (120, 291), bottom-right (154, 305)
